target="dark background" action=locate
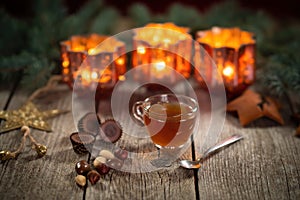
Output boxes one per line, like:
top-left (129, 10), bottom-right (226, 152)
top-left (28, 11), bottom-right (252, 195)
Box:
top-left (1, 0), bottom-right (300, 19)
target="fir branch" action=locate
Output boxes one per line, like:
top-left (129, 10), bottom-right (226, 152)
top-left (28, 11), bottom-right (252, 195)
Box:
top-left (166, 3), bottom-right (203, 30)
top-left (58, 0), bottom-right (104, 38)
top-left (21, 57), bottom-right (54, 90)
top-left (89, 7), bottom-right (120, 34)
top-left (128, 3), bottom-right (152, 27)
top-left (0, 10), bottom-right (27, 56)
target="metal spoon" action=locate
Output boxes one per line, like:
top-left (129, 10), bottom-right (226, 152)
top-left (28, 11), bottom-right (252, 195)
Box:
top-left (179, 134), bottom-right (244, 169)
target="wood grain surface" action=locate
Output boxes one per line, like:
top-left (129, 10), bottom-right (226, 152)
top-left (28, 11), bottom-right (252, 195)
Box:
top-left (0, 78), bottom-right (299, 200)
top-left (0, 81), bottom-right (87, 200)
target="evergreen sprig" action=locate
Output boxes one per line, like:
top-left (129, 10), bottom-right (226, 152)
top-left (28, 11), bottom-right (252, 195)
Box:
top-left (0, 0), bottom-right (299, 103)
top-left (0, 0), bottom-right (119, 90)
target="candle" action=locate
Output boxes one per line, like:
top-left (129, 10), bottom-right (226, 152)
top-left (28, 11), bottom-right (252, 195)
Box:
top-left (132, 22), bottom-right (192, 86)
top-left (60, 34), bottom-right (126, 89)
top-left (194, 27), bottom-right (256, 98)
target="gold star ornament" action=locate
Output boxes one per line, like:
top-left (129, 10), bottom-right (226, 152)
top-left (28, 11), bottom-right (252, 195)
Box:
top-left (0, 101), bottom-right (68, 133)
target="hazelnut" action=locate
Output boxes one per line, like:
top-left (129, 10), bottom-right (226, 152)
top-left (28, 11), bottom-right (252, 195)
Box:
top-left (75, 160), bottom-right (91, 175)
top-left (99, 150), bottom-right (114, 160)
top-left (95, 162), bottom-right (111, 175)
top-left (87, 170), bottom-right (100, 185)
top-left (75, 175), bottom-right (86, 187)
top-left (93, 156), bottom-right (107, 168)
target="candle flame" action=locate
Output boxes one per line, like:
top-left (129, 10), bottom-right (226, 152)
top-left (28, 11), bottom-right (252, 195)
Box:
top-left (197, 27), bottom-right (255, 49)
top-left (223, 65), bottom-right (234, 78)
top-left (116, 58), bottom-right (125, 65)
top-left (81, 69), bottom-right (91, 81)
top-left (91, 71), bottom-right (98, 80)
top-left (62, 60), bottom-right (69, 68)
top-left (154, 61), bottom-right (166, 71)
top-left (119, 75), bottom-right (126, 81)
top-left (137, 46), bottom-right (146, 54)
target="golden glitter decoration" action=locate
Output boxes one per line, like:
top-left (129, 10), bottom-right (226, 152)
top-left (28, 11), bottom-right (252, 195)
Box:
top-left (0, 101), bottom-right (68, 133)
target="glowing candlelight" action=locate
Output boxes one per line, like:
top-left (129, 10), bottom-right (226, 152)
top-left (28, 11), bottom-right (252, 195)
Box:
top-left (154, 61), bottom-right (166, 72)
top-left (222, 65), bottom-right (234, 79)
top-left (137, 46), bottom-right (146, 54)
top-left (132, 22), bottom-right (192, 86)
top-left (194, 27), bottom-right (256, 97)
top-left (60, 33), bottom-right (126, 89)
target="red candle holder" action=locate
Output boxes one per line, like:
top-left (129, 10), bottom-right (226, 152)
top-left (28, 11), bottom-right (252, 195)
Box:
top-left (132, 23), bottom-right (192, 86)
top-left (194, 27), bottom-right (256, 98)
top-left (60, 34), bottom-right (126, 90)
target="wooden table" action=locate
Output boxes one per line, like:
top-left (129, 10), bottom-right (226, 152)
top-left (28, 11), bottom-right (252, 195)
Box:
top-left (0, 77), bottom-right (299, 200)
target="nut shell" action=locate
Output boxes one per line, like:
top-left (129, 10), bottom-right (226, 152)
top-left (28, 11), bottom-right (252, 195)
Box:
top-left (75, 175), bottom-right (86, 187)
top-left (99, 150), bottom-right (114, 160)
top-left (93, 156), bottom-right (107, 168)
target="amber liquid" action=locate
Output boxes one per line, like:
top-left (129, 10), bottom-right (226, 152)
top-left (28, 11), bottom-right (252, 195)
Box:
top-left (143, 102), bottom-right (196, 148)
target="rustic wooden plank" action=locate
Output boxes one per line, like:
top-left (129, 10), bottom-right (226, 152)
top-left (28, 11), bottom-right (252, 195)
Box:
top-left (86, 167), bottom-right (195, 199)
top-left (86, 82), bottom-right (197, 199)
top-left (197, 115), bottom-right (300, 200)
top-left (0, 83), bottom-right (88, 199)
top-left (0, 73), bottom-right (20, 110)
top-left (0, 90), bottom-right (10, 109)
top-left (188, 82), bottom-right (300, 200)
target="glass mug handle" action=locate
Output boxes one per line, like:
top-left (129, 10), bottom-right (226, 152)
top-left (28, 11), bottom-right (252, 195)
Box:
top-left (132, 101), bottom-right (145, 126)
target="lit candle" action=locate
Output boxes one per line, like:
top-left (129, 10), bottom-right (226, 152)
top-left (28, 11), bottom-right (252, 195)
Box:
top-left (194, 27), bottom-right (256, 98)
top-left (137, 46), bottom-right (146, 55)
top-left (222, 65), bottom-right (235, 79)
top-left (152, 61), bottom-right (167, 79)
top-left (60, 34), bottom-right (126, 89)
top-left (132, 22), bottom-right (192, 86)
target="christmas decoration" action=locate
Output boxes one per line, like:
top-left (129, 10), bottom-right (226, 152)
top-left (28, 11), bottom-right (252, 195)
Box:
top-left (0, 0), bottom-right (119, 89)
top-left (60, 33), bottom-right (126, 89)
top-left (227, 89), bottom-right (284, 126)
top-left (0, 126), bottom-right (47, 161)
top-left (1, 0), bottom-right (299, 134)
top-left (132, 22), bottom-right (192, 86)
top-left (194, 26), bottom-right (256, 97)
top-left (0, 76), bottom-right (68, 160)
top-left (1, 0), bottom-right (299, 93)
top-left (0, 101), bottom-right (67, 133)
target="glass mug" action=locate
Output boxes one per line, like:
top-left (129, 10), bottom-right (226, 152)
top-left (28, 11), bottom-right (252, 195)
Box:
top-left (132, 94), bottom-right (198, 149)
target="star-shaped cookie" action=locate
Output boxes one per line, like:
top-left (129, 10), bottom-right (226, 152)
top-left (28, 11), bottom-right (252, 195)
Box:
top-left (227, 90), bottom-right (284, 126)
top-left (0, 101), bottom-right (68, 133)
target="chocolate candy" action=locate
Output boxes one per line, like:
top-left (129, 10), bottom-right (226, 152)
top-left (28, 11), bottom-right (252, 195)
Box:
top-left (87, 170), bottom-right (100, 185)
top-left (114, 148), bottom-right (128, 160)
top-left (100, 119), bottom-right (122, 143)
top-left (107, 158), bottom-right (123, 170)
top-left (95, 162), bottom-right (111, 175)
top-left (78, 112), bottom-right (101, 136)
top-left (70, 132), bottom-right (95, 154)
top-left (75, 160), bottom-right (91, 175)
